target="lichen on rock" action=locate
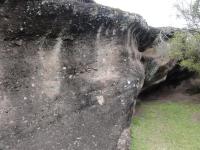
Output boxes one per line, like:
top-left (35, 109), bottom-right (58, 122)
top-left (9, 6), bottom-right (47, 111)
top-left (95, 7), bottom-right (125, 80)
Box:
top-left (0, 1), bottom-right (177, 150)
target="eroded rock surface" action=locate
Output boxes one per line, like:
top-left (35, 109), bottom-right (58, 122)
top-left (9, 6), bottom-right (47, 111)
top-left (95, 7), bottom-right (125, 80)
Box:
top-left (0, 1), bottom-right (173, 150)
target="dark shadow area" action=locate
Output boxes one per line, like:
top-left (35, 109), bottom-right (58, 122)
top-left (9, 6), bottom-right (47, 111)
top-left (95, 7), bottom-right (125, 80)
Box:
top-left (138, 65), bottom-right (195, 101)
top-left (0, 0), bottom-right (5, 4)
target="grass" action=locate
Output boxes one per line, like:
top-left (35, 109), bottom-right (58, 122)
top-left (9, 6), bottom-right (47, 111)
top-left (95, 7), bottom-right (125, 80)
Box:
top-left (131, 100), bottom-right (200, 150)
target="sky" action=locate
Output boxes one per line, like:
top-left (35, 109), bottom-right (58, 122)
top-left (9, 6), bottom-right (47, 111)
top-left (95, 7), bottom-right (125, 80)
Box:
top-left (95, 0), bottom-right (189, 28)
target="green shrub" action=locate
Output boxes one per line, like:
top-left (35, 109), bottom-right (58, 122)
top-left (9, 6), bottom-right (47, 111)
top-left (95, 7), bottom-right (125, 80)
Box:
top-left (169, 31), bottom-right (200, 75)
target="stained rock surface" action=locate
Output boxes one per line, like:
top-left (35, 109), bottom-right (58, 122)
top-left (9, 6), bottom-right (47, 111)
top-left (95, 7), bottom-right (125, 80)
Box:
top-left (0, 1), bottom-right (173, 150)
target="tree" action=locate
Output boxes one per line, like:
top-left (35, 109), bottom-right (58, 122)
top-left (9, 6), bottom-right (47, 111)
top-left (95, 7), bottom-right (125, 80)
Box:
top-left (175, 0), bottom-right (200, 29)
top-left (169, 0), bottom-right (200, 75)
top-left (169, 32), bottom-right (200, 74)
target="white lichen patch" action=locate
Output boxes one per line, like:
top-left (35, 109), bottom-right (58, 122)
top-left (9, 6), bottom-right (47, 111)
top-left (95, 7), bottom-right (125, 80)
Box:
top-left (96, 95), bottom-right (104, 105)
top-left (62, 66), bottom-right (67, 70)
top-left (31, 83), bottom-right (35, 87)
top-left (121, 99), bottom-right (125, 106)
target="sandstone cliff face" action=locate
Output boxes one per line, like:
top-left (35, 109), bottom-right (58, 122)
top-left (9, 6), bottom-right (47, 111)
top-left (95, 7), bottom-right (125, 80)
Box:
top-left (0, 1), bottom-right (172, 150)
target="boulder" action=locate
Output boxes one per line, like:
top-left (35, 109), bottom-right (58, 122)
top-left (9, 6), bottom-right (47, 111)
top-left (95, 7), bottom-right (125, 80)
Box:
top-left (0, 1), bottom-right (176, 150)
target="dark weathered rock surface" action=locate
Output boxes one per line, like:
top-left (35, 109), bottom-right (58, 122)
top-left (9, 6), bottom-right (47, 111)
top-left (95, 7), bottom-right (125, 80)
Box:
top-left (0, 1), bottom-right (176, 150)
top-left (141, 28), bottom-right (193, 91)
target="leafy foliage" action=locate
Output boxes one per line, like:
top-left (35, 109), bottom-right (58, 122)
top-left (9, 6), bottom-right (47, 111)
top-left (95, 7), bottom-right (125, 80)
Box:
top-left (170, 0), bottom-right (200, 75)
top-left (175, 0), bottom-right (200, 29)
top-left (169, 32), bottom-right (200, 75)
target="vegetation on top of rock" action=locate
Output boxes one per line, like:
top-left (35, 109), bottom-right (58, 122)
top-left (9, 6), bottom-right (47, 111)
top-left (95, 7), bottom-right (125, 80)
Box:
top-left (169, 0), bottom-right (200, 76)
top-left (169, 31), bottom-right (200, 75)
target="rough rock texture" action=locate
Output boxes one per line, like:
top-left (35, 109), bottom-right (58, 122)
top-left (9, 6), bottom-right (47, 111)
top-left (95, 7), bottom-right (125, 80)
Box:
top-left (140, 28), bottom-right (192, 91)
top-left (141, 30), bottom-right (176, 90)
top-left (0, 1), bottom-right (173, 150)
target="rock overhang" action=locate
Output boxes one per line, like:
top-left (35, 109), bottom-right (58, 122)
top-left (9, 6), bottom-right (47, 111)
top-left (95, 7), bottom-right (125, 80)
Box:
top-left (0, 1), bottom-right (178, 150)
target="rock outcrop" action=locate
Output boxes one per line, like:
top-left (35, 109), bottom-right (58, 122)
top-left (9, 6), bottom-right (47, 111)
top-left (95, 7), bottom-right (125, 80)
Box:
top-left (0, 1), bottom-right (175, 150)
top-left (141, 29), bottom-right (176, 90)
